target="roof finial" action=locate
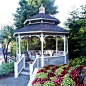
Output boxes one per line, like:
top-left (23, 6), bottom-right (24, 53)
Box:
top-left (39, 4), bottom-right (45, 13)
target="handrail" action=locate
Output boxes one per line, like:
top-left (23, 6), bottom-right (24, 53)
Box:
top-left (29, 55), bottom-right (39, 80)
top-left (31, 55), bottom-right (39, 67)
top-left (14, 54), bottom-right (25, 78)
top-left (17, 54), bottom-right (25, 64)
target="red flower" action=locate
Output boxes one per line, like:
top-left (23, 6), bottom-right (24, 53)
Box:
top-left (68, 64), bottom-right (73, 67)
top-left (47, 72), bottom-right (56, 78)
top-left (52, 66), bottom-right (60, 72)
top-left (32, 78), bottom-right (51, 85)
top-left (75, 83), bottom-right (86, 86)
top-left (37, 69), bottom-right (47, 73)
top-left (69, 66), bottom-right (84, 83)
top-left (54, 75), bottom-right (64, 86)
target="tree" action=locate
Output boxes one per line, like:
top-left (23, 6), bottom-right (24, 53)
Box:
top-left (1, 25), bottom-right (15, 62)
top-left (13, 0), bottom-right (58, 30)
top-left (64, 5), bottom-right (86, 59)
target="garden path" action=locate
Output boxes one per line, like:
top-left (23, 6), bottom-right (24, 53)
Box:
top-left (0, 75), bottom-right (29, 86)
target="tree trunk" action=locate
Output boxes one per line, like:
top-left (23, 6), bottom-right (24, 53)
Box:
top-left (2, 37), bottom-right (13, 63)
top-left (2, 44), bottom-right (6, 62)
top-left (5, 44), bottom-right (8, 63)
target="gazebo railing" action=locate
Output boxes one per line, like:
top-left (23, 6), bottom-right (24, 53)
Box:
top-left (14, 54), bottom-right (25, 78)
top-left (29, 55), bottom-right (39, 80)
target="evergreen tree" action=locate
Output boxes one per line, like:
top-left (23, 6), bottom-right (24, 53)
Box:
top-left (13, 0), bottom-right (58, 30)
top-left (65, 5), bottom-right (86, 59)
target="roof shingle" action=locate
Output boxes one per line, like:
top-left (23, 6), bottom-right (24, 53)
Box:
top-left (16, 23), bottom-right (68, 33)
top-left (25, 13), bottom-right (60, 24)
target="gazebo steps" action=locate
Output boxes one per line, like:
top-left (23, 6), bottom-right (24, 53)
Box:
top-left (23, 67), bottom-right (29, 71)
top-left (20, 67), bottom-right (30, 76)
top-left (20, 71), bottom-right (30, 76)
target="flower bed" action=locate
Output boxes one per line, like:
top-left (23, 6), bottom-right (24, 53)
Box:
top-left (32, 64), bottom-right (85, 86)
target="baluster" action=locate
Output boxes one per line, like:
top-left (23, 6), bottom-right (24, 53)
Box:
top-left (30, 64), bottom-right (33, 80)
top-left (14, 62), bottom-right (18, 78)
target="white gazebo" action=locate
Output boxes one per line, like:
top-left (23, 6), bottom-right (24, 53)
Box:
top-left (13, 4), bottom-right (69, 82)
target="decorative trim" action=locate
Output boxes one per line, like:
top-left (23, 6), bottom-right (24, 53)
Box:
top-left (27, 21), bottom-right (55, 25)
top-left (24, 18), bottom-right (59, 24)
top-left (13, 31), bottom-right (69, 36)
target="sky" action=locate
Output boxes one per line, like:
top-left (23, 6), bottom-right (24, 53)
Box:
top-left (0, 0), bottom-right (86, 28)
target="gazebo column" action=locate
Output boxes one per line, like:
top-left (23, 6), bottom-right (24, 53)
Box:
top-left (56, 36), bottom-right (58, 56)
top-left (27, 39), bottom-right (28, 51)
top-left (18, 34), bottom-right (21, 60)
top-left (67, 37), bottom-right (68, 53)
top-left (16, 37), bottom-right (18, 61)
top-left (40, 33), bottom-right (44, 67)
top-left (63, 35), bottom-right (66, 64)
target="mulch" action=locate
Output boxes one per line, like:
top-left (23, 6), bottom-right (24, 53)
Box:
top-left (0, 73), bottom-right (14, 80)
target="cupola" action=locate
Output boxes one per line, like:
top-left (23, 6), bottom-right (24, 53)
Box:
top-left (24, 4), bottom-right (60, 25)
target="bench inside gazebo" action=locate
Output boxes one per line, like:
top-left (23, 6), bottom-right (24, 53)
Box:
top-left (13, 4), bottom-right (69, 85)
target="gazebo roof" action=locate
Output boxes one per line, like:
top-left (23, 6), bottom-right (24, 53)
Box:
top-left (14, 23), bottom-right (69, 36)
top-left (24, 13), bottom-right (60, 25)
top-left (14, 4), bottom-right (69, 36)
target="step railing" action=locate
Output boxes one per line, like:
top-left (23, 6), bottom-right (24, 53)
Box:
top-left (29, 55), bottom-right (39, 80)
top-left (27, 68), bottom-right (39, 86)
top-left (14, 54), bottom-right (25, 78)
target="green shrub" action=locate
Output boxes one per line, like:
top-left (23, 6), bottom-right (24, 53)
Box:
top-left (50, 76), bottom-right (57, 81)
top-left (63, 74), bottom-right (70, 78)
top-left (33, 83), bottom-right (41, 86)
top-left (50, 66), bottom-right (54, 70)
top-left (0, 62), bottom-right (14, 77)
top-left (47, 70), bottom-right (51, 73)
top-left (55, 67), bottom-right (63, 75)
top-left (35, 72), bottom-right (47, 79)
top-left (70, 56), bottom-right (86, 66)
top-left (8, 62), bottom-right (14, 72)
top-left (43, 81), bottom-right (55, 86)
top-left (61, 78), bottom-right (75, 86)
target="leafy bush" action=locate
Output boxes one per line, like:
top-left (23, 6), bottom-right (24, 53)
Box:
top-left (55, 67), bottom-right (64, 75)
top-left (35, 72), bottom-right (47, 79)
top-left (70, 56), bottom-right (86, 66)
top-left (47, 70), bottom-right (51, 73)
top-left (50, 76), bottom-right (57, 81)
top-left (43, 81), bottom-right (55, 86)
top-left (49, 66), bottom-right (54, 70)
top-left (0, 62), bottom-right (14, 77)
top-left (63, 74), bottom-right (70, 78)
top-left (61, 78), bottom-right (75, 86)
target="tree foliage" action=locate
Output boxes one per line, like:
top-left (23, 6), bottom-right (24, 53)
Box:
top-left (13, 0), bottom-right (58, 30)
top-left (0, 25), bottom-right (15, 62)
top-left (65, 5), bottom-right (86, 59)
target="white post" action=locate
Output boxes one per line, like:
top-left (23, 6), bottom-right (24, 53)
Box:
top-left (67, 37), bottom-right (68, 53)
top-left (23, 54), bottom-right (25, 68)
top-left (30, 64), bottom-right (33, 80)
top-left (16, 37), bottom-right (18, 61)
top-left (37, 55), bottom-right (39, 68)
top-left (14, 62), bottom-right (18, 78)
top-left (18, 35), bottom-right (21, 60)
top-left (56, 36), bottom-right (58, 56)
top-left (27, 39), bottom-right (28, 51)
top-left (64, 35), bottom-right (66, 64)
top-left (41, 33), bottom-right (44, 67)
